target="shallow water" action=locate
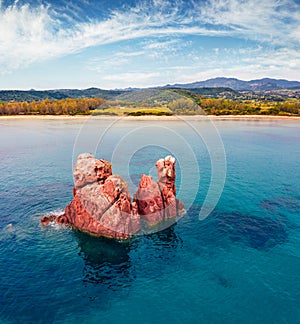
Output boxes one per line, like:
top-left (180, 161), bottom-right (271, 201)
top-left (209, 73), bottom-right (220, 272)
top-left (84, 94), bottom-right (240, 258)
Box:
top-left (0, 117), bottom-right (300, 323)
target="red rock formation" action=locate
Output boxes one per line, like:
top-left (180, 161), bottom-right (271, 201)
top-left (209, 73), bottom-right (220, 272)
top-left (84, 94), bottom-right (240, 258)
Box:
top-left (41, 153), bottom-right (185, 239)
top-left (134, 174), bottom-right (164, 226)
top-left (134, 155), bottom-right (185, 227)
top-left (73, 153), bottom-right (112, 188)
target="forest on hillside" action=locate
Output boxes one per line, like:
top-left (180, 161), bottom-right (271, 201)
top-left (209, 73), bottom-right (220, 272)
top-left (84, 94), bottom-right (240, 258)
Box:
top-left (0, 91), bottom-right (299, 116)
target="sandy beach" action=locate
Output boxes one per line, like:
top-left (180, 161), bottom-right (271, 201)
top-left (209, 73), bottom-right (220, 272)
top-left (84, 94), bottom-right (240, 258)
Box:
top-left (0, 114), bottom-right (299, 121)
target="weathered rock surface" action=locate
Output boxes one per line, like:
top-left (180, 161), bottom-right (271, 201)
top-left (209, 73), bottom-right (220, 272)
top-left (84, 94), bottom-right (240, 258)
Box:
top-left (134, 156), bottom-right (185, 226)
top-left (134, 174), bottom-right (164, 226)
top-left (41, 153), bottom-right (185, 239)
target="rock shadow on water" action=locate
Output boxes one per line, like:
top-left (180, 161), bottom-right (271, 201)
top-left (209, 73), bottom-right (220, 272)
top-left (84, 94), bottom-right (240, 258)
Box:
top-left (74, 224), bottom-right (182, 299)
top-left (74, 231), bottom-right (134, 291)
top-left (215, 211), bottom-right (289, 250)
top-left (130, 224), bottom-right (183, 279)
top-left (142, 222), bottom-right (183, 250)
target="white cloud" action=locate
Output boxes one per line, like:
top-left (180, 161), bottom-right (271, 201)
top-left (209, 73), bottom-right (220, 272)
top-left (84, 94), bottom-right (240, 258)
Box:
top-left (0, 0), bottom-right (300, 83)
top-left (144, 39), bottom-right (180, 50)
top-left (87, 50), bottom-right (146, 73)
top-left (0, 1), bottom-right (202, 72)
top-left (153, 45), bottom-right (300, 84)
top-left (0, 3), bottom-right (56, 72)
top-left (102, 72), bottom-right (161, 87)
top-left (199, 0), bottom-right (300, 45)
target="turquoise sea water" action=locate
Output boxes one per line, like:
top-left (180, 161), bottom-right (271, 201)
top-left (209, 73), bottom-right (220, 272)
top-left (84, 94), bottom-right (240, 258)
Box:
top-left (0, 117), bottom-right (299, 323)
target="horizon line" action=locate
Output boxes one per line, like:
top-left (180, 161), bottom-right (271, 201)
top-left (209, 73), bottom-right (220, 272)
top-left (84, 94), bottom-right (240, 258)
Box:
top-left (1, 76), bottom-right (300, 92)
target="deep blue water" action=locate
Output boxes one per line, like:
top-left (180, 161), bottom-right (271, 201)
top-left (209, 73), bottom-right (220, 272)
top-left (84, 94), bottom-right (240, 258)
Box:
top-left (0, 117), bottom-right (300, 323)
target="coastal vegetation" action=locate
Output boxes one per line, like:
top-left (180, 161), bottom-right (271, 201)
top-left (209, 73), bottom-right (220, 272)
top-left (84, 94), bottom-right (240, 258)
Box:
top-left (0, 88), bottom-right (299, 116)
top-left (0, 98), bottom-right (105, 115)
top-left (190, 97), bottom-right (300, 116)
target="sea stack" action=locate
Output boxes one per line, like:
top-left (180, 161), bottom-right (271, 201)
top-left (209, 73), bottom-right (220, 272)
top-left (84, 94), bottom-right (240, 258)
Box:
top-left (134, 156), bottom-right (184, 226)
top-left (41, 153), bottom-right (185, 239)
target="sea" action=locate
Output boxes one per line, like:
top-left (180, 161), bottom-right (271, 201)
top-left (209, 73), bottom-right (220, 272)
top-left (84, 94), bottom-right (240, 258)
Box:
top-left (0, 116), bottom-right (299, 323)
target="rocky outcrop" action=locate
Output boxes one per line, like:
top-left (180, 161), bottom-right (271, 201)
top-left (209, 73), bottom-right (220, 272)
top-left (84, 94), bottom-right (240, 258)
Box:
top-left (134, 174), bottom-right (164, 226)
top-left (41, 153), bottom-right (185, 240)
top-left (134, 156), bottom-right (185, 226)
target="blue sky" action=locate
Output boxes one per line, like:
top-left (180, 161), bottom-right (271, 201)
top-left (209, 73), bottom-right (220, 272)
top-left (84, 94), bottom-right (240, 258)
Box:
top-left (0, 0), bottom-right (300, 89)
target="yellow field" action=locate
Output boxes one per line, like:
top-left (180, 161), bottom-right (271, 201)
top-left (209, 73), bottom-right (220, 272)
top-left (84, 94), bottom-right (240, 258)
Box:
top-left (91, 106), bottom-right (173, 116)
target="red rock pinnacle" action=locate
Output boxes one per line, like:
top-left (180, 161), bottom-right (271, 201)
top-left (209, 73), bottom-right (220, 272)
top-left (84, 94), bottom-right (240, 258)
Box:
top-left (41, 153), bottom-right (185, 239)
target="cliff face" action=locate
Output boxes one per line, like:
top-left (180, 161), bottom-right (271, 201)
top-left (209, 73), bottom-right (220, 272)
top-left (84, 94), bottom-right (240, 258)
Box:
top-left (41, 153), bottom-right (185, 240)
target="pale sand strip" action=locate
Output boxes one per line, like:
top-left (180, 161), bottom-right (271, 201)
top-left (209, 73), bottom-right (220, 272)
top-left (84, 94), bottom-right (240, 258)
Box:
top-left (0, 114), bottom-right (299, 121)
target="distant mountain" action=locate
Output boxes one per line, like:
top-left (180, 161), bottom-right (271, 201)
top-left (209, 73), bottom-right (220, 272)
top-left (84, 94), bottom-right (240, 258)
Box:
top-left (54, 87), bottom-right (125, 99)
top-left (173, 87), bottom-right (238, 97)
top-left (247, 78), bottom-right (300, 91)
top-left (164, 77), bottom-right (300, 91)
top-left (0, 88), bottom-right (126, 102)
top-left (1, 77), bottom-right (300, 102)
top-left (0, 90), bottom-right (67, 102)
top-left (0, 86), bottom-right (236, 102)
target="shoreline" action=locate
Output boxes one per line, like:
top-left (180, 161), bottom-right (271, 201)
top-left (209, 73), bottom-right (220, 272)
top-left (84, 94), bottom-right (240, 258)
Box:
top-left (0, 114), bottom-right (299, 121)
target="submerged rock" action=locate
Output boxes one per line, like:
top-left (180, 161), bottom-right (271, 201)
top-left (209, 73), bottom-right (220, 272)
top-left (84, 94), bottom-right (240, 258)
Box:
top-left (41, 153), bottom-right (185, 240)
top-left (216, 211), bottom-right (288, 250)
